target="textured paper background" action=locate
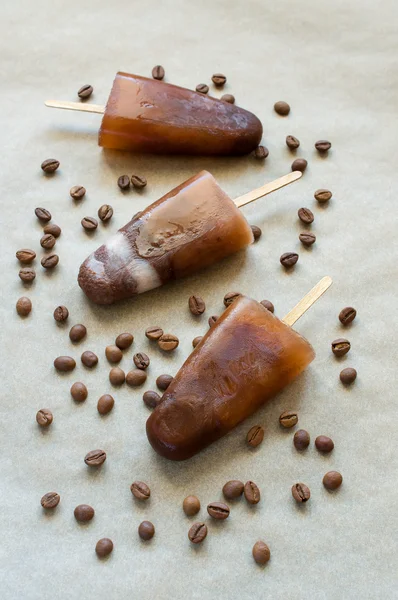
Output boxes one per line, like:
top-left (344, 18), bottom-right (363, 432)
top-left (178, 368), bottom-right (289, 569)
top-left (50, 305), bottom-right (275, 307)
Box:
top-left (1, 1), bottom-right (397, 598)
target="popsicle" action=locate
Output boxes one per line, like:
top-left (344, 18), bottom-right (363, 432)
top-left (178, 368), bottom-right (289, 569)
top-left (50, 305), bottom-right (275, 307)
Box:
top-left (146, 277), bottom-right (332, 461)
top-left (45, 72), bottom-right (262, 155)
top-left (78, 170), bottom-right (301, 305)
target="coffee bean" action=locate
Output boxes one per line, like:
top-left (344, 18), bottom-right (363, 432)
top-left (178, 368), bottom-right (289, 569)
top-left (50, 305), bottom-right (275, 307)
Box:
top-left (339, 307), bottom-right (357, 325)
top-left (70, 382), bottom-right (88, 402)
top-left (16, 296), bottom-right (32, 316)
top-left (280, 252), bottom-right (299, 268)
top-left (105, 345), bottom-right (123, 363)
top-left (41, 254), bottom-right (59, 269)
top-left (223, 291), bottom-right (242, 307)
top-left (126, 369), bottom-right (147, 386)
top-left (192, 336), bottom-right (203, 348)
top-left (109, 367), bottom-right (125, 386)
top-left (158, 334), bottom-right (179, 351)
top-left (292, 483), bottom-right (311, 503)
top-left (196, 83), bottom-right (209, 94)
top-left (315, 139), bottom-right (332, 152)
top-left (35, 207), bottom-right (52, 222)
top-left (260, 299), bottom-right (274, 313)
top-left (156, 374), bottom-right (173, 391)
top-left (16, 249), bottom-right (36, 264)
top-left (70, 185), bottom-right (86, 200)
top-left (331, 338), bottom-right (351, 357)
top-left (286, 135), bottom-right (300, 149)
top-left (188, 522), bottom-right (207, 544)
top-left (188, 295), bottom-right (206, 315)
top-left (97, 394), bottom-right (114, 415)
top-left (183, 495), bottom-right (201, 516)
top-left (118, 174), bottom-right (130, 190)
top-left (246, 425), bottom-right (264, 448)
top-left (244, 481), bottom-right (260, 505)
top-left (115, 332), bottom-right (134, 349)
top-left (81, 216), bottom-right (98, 231)
top-left (36, 408), bottom-right (53, 427)
top-left (54, 356), bottom-right (76, 372)
top-left (41, 159), bottom-right (60, 173)
top-left (95, 538), bottom-right (113, 558)
top-left (291, 158), bottom-right (307, 172)
top-left (315, 435), bottom-right (334, 453)
top-left (221, 93), bottom-right (235, 104)
top-left (207, 502), bottom-right (230, 520)
top-left (131, 175), bottom-right (147, 189)
top-left (53, 305), bottom-right (69, 322)
top-left (274, 100), bottom-right (290, 115)
top-left (222, 480), bottom-right (244, 500)
top-left (252, 541), bottom-right (271, 565)
top-left (81, 351), bottom-right (98, 368)
top-left (279, 410), bottom-right (298, 428)
top-left (145, 326), bottom-right (164, 340)
top-left (212, 73), bottom-right (227, 87)
top-left (299, 232), bottom-right (316, 246)
top-left (98, 204), bottom-right (113, 222)
top-left (69, 324), bottom-right (87, 342)
top-left (41, 492), bottom-right (60, 509)
top-left (84, 449), bottom-right (106, 467)
top-left (340, 367), bottom-right (357, 384)
top-left (74, 504), bottom-right (95, 522)
top-left (133, 352), bottom-right (150, 369)
top-left (314, 188), bottom-right (332, 203)
top-left (254, 145), bottom-right (269, 159)
top-left (130, 481), bottom-right (150, 500)
top-left (298, 207), bottom-right (314, 224)
top-left (293, 429), bottom-right (310, 450)
top-left (43, 223), bottom-right (61, 237)
top-left (208, 315), bottom-right (218, 328)
top-left (152, 65), bottom-right (165, 80)
top-left (323, 471), bottom-right (343, 490)
top-left (251, 225), bottom-right (262, 241)
top-left (19, 268), bottom-right (36, 283)
top-left (40, 233), bottom-right (56, 249)
top-left (139, 520), bottom-right (155, 540)
top-left (143, 390), bottom-right (161, 409)
top-left (77, 84), bottom-right (93, 99)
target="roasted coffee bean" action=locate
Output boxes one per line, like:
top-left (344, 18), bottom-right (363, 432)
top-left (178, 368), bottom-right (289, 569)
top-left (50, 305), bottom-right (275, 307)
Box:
top-left (145, 326), bottom-right (163, 340)
top-left (315, 435), bottom-right (334, 453)
top-left (299, 232), bottom-right (316, 246)
top-left (274, 100), bottom-right (290, 115)
top-left (279, 410), bottom-right (298, 428)
top-left (314, 188), bottom-right (332, 203)
top-left (133, 352), bottom-right (150, 369)
top-left (117, 174), bottom-right (130, 190)
top-left (105, 345), bottom-right (123, 363)
top-left (16, 296), bottom-right (32, 316)
top-left (74, 504), bottom-right (95, 522)
top-left (293, 429), bottom-right (310, 451)
top-left (35, 207), bottom-right (52, 222)
top-left (188, 295), bottom-right (206, 315)
top-left (212, 73), bottom-right (227, 86)
top-left (130, 481), bottom-right (150, 500)
top-left (40, 233), bottom-right (56, 249)
top-left (43, 223), bottom-right (61, 237)
top-left (54, 356), bottom-right (76, 372)
top-left (41, 159), bottom-right (59, 173)
top-left (98, 204), bottom-right (113, 222)
top-left (222, 480), bottom-right (244, 500)
top-left (223, 291), bottom-right (242, 307)
top-left (291, 158), bottom-right (307, 172)
top-left (192, 336), bottom-right (203, 348)
top-left (109, 367), bottom-right (125, 386)
top-left (254, 145), bottom-right (269, 159)
top-left (53, 305), bottom-right (69, 322)
top-left (84, 449), bottom-right (106, 467)
top-left (81, 216), bottom-right (98, 231)
top-left (152, 65), bottom-right (165, 80)
top-left (131, 175), bottom-right (147, 189)
top-left (315, 139), bottom-right (332, 152)
top-left (339, 307), bottom-right (357, 325)
top-left (95, 538), bottom-right (113, 557)
top-left (97, 394), bottom-right (114, 415)
top-left (16, 249), bottom-right (36, 263)
top-left (331, 338), bottom-right (351, 357)
top-left (183, 495), bottom-right (201, 516)
top-left (246, 425), bottom-right (264, 448)
top-left (81, 351), bottom-right (98, 368)
top-left (298, 207), bottom-right (314, 224)
top-left (340, 367), bottom-right (357, 384)
top-left (252, 541), bottom-right (271, 565)
top-left (292, 483), bottom-right (311, 503)
top-left (143, 390), bottom-right (161, 409)
top-left (251, 225), bottom-right (262, 241)
top-left (244, 481), bottom-right (260, 505)
top-left (196, 83), bottom-right (209, 94)
top-left (115, 332), bottom-right (134, 349)
top-left (126, 369), bottom-right (147, 386)
top-left (207, 502), bottom-right (230, 520)
top-left (69, 324), bottom-right (87, 342)
top-left (221, 93), bottom-right (235, 104)
top-left (36, 408), bottom-right (53, 427)
top-left (188, 522), bottom-right (207, 544)
top-left (138, 520), bottom-right (155, 540)
top-left (70, 382), bottom-right (88, 402)
top-left (156, 374), bottom-right (173, 391)
top-left (41, 254), bottom-right (59, 269)
top-left (19, 268), bottom-right (36, 283)
top-left (260, 299), bottom-right (274, 313)
top-left (70, 185), bottom-right (86, 200)
top-left (208, 315), bottom-right (218, 328)
top-left (77, 84), bottom-right (93, 99)
top-left (158, 334), bottom-right (179, 351)
top-left (280, 252), bottom-right (299, 268)
top-left (286, 135), bottom-right (300, 149)
top-left (323, 471), bottom-right (343, 490)
top-left (41, 492), bottom-right (60, 509)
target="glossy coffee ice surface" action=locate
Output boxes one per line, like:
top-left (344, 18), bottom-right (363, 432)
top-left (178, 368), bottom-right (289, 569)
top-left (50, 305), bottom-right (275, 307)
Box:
top-left (98, 72), bottom-right (262, 155)
top-left (78, 171), bottom-right (253, 304)
top-left (146, 296), bottom-right (315, 460)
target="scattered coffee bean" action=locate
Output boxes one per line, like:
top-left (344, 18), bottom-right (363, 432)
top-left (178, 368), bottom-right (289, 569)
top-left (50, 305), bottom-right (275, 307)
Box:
top-left (244, 481), bottom-right (260, 505)
top-left (41, 254), bottom-right (59, 269)
top-left (130, 481), bottom-right (150, 500)
top-left (188, 522), bottom-right (207, 544)
top-left (323, 471), bottom-right (343, 490)
top-left (69, 324), bottom-right (87, 342)
top-left (254, 145), bottom-right (269, 159)
top-left (143, 390), bottom-right (161, 409)
top-left (183, 495), bottom-right (201, 516)
top-left (339, 307), bottom-right (357, 325)
top-left (131, 175), bottom-right (147, 189)
top-left (279, 410), bottom-right (298, 428)
top-left (293, 429), bottom-right (310, 450)
top-left (19, 267), bottom-right (36, 283)
top-left (36, 408), bottom-right (53, 427)
top-left (54, 356), bottom-right (76, 372)
top-left (286, 135), bottom-right (300, 149)
top-left (109, 367), bottom-right (125, 386)
top-left (291, 158), bottom-right (307, 172)
top-left (332, 338), bottom-right (351, 357)
top-left (222, 480), bottom-right (244, 500)
top-left (223, 291), bottom-right (242, 307)
top-left (212, 73), bottom-right (227, 87)
top-left (299, 232), bottom-right (316, 246)
top-left (35, 207), bottom-right (52, 222)
top-left (43, 223), bottom-right (61, 237)
top-left (77, 84), bottom-right (93, 99)
top-left (53, 305), bottom-right (69, 322)
top-left (16, 296), bottom-right (32, 316)
top-left (70, 382), bottom-right (88, 402)
top-left (74, 504), bottom-right (95, 522)
top-left (252, 541), bottom-right (271, 565)
top-left (208, 315), bottom-right (218, 328)
top-left (145, 326), bottom-right (164, 340)
top-left (105, 345), bottom-right (123, 363)
top-left (221, 93), bottom-right (235, 104)
top-left (70, 185), bottom-right (86, 200)
top-left (115, 332), bottom-right (134, 349)
top-left (95, 538), bottom-right (113, 558)
top-left (280, 252), bottom-right (299, 268)
top-left (292, 483), bottom-right (311, 503)
top-left (117, 174), bottom-right (130, 190)
top-left (315, 435), bottom-right (334, 453)
top-left (314, 188), bottom-right (332, 203)
top-left (315, 139), bottom-right (332, 152)
top-left (133, 352), bottom-right (150, 369)
top-left (152, 65), bottom-right (165, 80)
top-left (81, 351), bottom-right (98, 368)
top-left (246, 425), bottom-right (264, 448)
top-left (84, 449), bottom-right (106, 467)
top-left (274, 100), bottom-right (290, 115)
top-left (40, 233), bottom-right (56, 249)
top-left (196, 83), bottom-right (209, 94)
top-left (98, 204), bottom-right (113, 222)
top-left (192, 336), bottom-right (203, 348)
top-left (97, 394), bottom-right (114, 415)
top-left (41, 492), bottom-right (60, 509)
top-left (16, 249), bottom-right (36, 264)
top-left (139, 520), bottom-right (155, 540)
top-left (260, 299), bottom-right (274, 313)
top-left (340, 367), bottom-right (357, 384)
top-left (156, 374), bottom-right (173, 391)
top-left (81, 216), bottom-right (98, 231)
top-left (158, 334), bottom-right (179, 351)
top-left (298, 207), bottom-right (314, 224)
top-left (41, 159), bottom-right (60, 173)
top-left (188, 295), bottom-right (206, 315)
top-left (207, 502), bottom-right (230, 520)
top-left (126, 369), bottom-right (147, 386)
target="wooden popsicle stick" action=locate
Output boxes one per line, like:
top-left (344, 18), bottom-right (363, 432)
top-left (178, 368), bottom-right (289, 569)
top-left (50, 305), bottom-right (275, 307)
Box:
top-left (45, 100), bottom-right (105, 114)
top-left (234, 171), bottom-right (302, 208)
top-left (282, 276), bottom-right (333, 327)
